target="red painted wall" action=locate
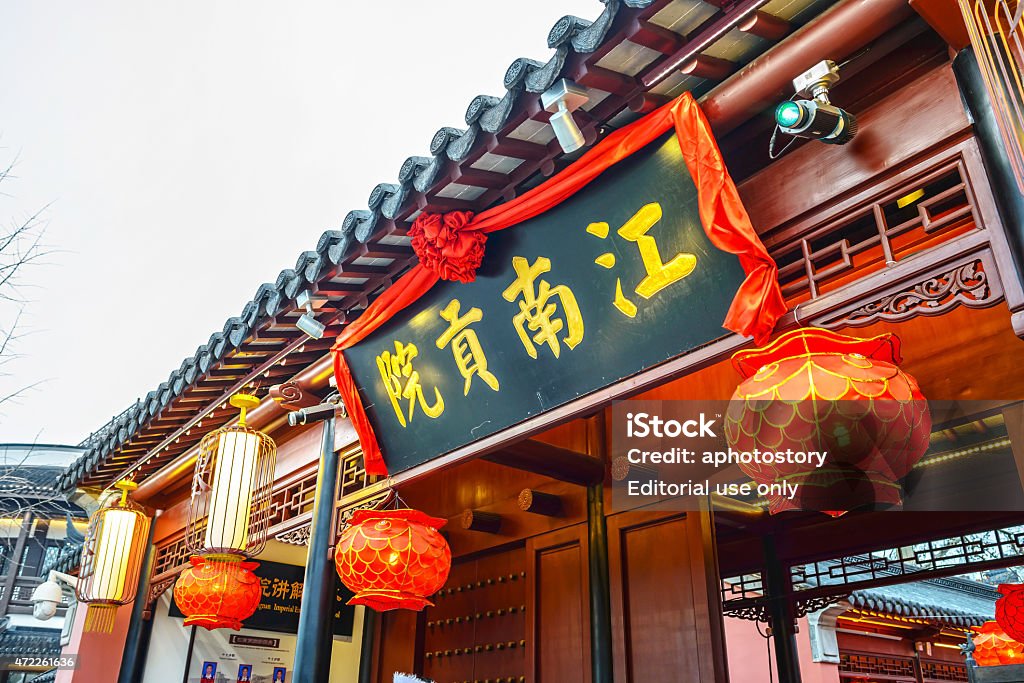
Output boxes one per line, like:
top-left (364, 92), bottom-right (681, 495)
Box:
top-left (57, 601), bottom-right (131, 683)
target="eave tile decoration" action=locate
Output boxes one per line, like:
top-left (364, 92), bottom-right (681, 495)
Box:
top-left (724, 327), bottom-right (931, 516)
top-left (61, 0), bottom-right (832, 494)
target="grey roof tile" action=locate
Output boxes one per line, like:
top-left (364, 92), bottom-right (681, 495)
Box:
top-left (63, 0), bottom-right (803, 491)
top-left (850, 577), bottom-right (998, 627)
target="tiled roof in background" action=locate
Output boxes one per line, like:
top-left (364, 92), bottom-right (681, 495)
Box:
top-left (850, 576), bottom-right (999, 628)
top-left (0, 627), bottom-right (62, 658)
top-left (61, 0), bottom-right (839, 492)
top-left (0, 465), bottom-right (86, 516)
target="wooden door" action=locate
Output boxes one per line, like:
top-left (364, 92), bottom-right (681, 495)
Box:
top-left (420, 546), bottom-right (529, 683)
top-left (525, 524), bottom-right (591, 683)
top-left (607, 510), bottom-right (726, 683)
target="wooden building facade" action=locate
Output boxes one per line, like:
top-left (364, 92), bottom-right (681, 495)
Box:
top-left (52, 0), bottom-right (1024, 682)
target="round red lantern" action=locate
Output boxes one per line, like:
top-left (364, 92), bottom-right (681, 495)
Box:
top-left (724, 327), bottom-right (931, 516)
top-left (173, 555), bottom-right (262, 630)
top-left (973, 621), bottom-right (1024, 666)
top-left (335, 508), bottom-right (451, 611)
top-left (997, 584), bottom-right (1024, 643)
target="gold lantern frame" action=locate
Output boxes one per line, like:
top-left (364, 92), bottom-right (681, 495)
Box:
top-left (75, 480), bottom-right (151, 633)
top-left (185, 393), bottom-right (277, 559)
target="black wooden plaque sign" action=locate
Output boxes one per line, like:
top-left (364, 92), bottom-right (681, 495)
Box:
top-left (168, 559), bottom-right (356, 637)
top-left (345, 131), bottom-right (746, 472)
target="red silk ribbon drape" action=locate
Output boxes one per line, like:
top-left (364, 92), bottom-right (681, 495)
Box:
top-left (332, 92), bottom-right (787, 475)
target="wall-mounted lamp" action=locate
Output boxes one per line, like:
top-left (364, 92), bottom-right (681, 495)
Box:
top-left (541, 79), bottom-right (590, 154)
top-left (296, 290), bottom-right (325, 340)
top-left (774, 60), bottom-right (857, 147)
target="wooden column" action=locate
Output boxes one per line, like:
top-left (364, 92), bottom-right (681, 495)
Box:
top-left (179, 625), bottom-right (197, 683)
top-left (587, 484), bottom-right (612, 683)
top-left (1003, 402), bottom-right (1024, 495)
top-left (357, 608), bottom-right (377, 683)
top-left (953, 47), bottom-right (1024, 335)
top-left (763, 536), bottom-right (802, 683)
top-left (118, 520), bottom-right (157, 683)
top-left (293, 411), bottom-right (340, 681)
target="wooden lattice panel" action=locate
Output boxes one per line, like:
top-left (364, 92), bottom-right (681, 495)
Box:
top-left (922, 659), bottom-right (968, 682)
top-left (339, 447), bottom-right (377, 499)
top-left (840, 652), bottom-right (916, 681)
top-left (771, 157), bottom-right (979, 304)
top-left (153, 533), bottom-right (191, 576)
top-left (267, 469), bottom-right (319, 529)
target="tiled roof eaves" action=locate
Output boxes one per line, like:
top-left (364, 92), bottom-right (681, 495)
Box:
top-left (60, 0), bottom-right (650, 492)
top-left (849, 578), bottom-right (999, 628)
top-left (64, 0), bottom-right (826, 491)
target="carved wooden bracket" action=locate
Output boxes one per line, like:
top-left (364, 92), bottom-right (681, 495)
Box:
top-left (814, 253), bottom-right (1003, 330)
top-left (840, 260), bottom-right (994, 325)
top-left (268, 380), bottom-right (320, 411)
top-left (143, 574), bottom-right (179, 621)
top-left (275, 523), bottom-right (311, 547)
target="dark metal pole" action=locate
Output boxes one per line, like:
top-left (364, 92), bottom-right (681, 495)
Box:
top-left (180, 625), bottom-right (197, 683)
top-left (763, 535), bottom-right (802, 683)
top-left (953, 48), bottom-right (1024, 291)
top-left (357, 608), bottom-right (377, 683)
top-left (118, 521), bottom-right (157, 683)
top-left (587, 484), bottom-right (612, 683)
top-left (292, 401), bottom-right (341, 682)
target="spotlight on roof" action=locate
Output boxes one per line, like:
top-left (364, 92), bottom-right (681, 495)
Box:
top-left (541, 79), bottom-right (590, 154)
top-left (295, 290), bottom-right (325, 340)
top-left (774, 60), bottom-right (857, 146)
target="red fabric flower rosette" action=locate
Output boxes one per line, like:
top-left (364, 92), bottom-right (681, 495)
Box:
top-left (724, 327), bottom-right (931, 516)
top-left (408, 210), bottom-right (485, 283)
top-left (172, 555), bottom-right (263, 631)
top-left (335, 508), bottom-right (451, 612)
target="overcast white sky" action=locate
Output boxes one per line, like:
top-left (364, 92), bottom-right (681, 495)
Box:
top-left (0, 0), bottom-right (598, 447)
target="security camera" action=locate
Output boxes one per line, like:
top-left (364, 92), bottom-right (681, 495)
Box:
top-left (774, 60), bottom-right (857, 145)
top-left (31, 580), bottom-right (65, 621)
top-left (31, 571), bottom-right (77, 621)
top-left (541, 79), bottom-right (590, 154)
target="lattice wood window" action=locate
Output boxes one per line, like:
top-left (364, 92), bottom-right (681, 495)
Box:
top-left (922, 659), bottom-right (968, 682)
top-left (773, 158), bottom-right (980, 304)
top-left (840, 652), bottom-right (916, 680)
top-left (267, 470), bottom-right (319, 529)
top-left (153, 533), bottom-right (191, 576)
top-left (339, 447), bottom-right (378, 499)
top-left (267, 448), bottom-right (377, 531)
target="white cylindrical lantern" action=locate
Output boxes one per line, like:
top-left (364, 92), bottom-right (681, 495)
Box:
top-left (76, 480), bottom-right (150, 633)
top-left (187, 393), bottom-right (276, 558)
